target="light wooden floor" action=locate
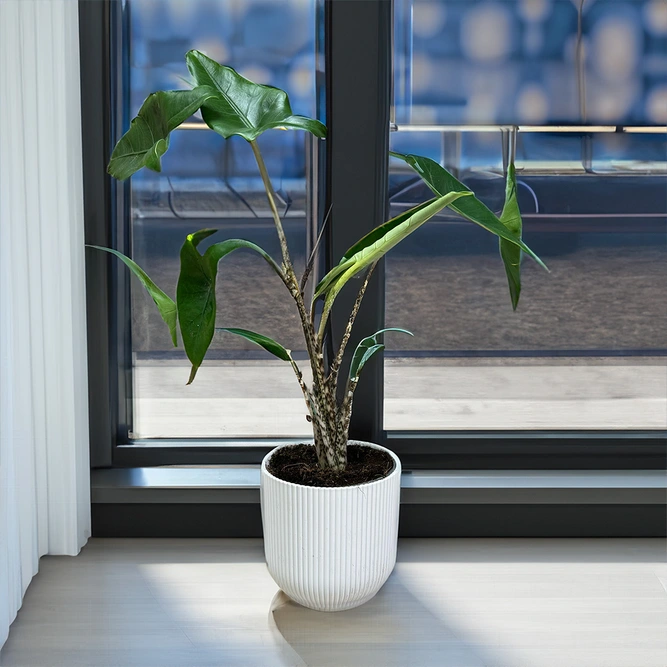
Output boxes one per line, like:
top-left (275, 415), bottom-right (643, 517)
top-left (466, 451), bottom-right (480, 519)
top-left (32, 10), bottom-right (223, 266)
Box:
top-left (1, 538), bottom-right (666, 667)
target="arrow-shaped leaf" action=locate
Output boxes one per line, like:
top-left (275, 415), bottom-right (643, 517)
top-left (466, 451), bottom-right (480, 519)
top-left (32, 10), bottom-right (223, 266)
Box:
top-left (185, 50), bottom-right (326, 141)
top-left (316, 191), bottom-right (473, 337)
top-left (390, 152), bottom-right (547, 275)
top-left (88, 246), bottom-right (178, 347)
top-left (499, 163), bottom-right (522, 310)
top-left (176, 231), bottom-right (283, 384)
top-left (217, 328), bottom-right (291, 361)
top-left (108, 87), bottom-right (216, 180)
top-left (349, 328), bottom-right (413, 382)
top-left (313, 199), bottom-right (436, 302)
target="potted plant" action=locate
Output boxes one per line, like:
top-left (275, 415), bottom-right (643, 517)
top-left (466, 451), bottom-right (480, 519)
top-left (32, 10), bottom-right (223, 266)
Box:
top-left (95, 51), bottom-right (547, 611)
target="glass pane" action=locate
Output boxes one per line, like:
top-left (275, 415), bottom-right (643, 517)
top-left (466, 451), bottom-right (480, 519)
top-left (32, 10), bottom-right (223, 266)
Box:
top-left (386, 0), bottom-right (667, 431)
top-left (123, 0), bottom-right (320, 439)
top-left (393, 0), bottom-right (667, 126)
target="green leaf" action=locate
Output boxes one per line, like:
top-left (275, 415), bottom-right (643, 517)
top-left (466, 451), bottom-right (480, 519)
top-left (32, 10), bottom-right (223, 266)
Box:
top-left (176, 231), bottom-right (283, 384)
top-left (188, 228), bottom-right (219, 247)
top-left (185, 51), bottom-right (327, 141)
top-left (217, 328), bottom-right (291, 361)
top-left (316, 191), bottom-right (473, 337)
top-left (349, 328), bottom-right (413, 382)
top-left (88, 246), bottom-right (177, 347)
top-left (499, 163), bottom-right (522, 310)
top-left (203, 239), bottom-right (283, 276)
top-left (390, 151), bottom-right (547, 273)
top-left (313, 199), bottom-right (436, 302)
top-left (108, 88), bottom-right (216, 180)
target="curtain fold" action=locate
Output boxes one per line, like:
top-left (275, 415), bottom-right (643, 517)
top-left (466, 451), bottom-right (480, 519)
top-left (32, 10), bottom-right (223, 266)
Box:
top-left (0, 0), bottom-right (91, 649)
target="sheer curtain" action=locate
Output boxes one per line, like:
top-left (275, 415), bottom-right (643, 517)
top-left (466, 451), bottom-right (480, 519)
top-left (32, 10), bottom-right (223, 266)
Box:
top-left (0, 0), bottom-right (91, 648)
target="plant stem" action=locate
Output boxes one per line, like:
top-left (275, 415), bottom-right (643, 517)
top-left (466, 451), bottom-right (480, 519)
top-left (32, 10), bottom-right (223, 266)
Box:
top-left (300, 203), bottom-right (332, 294)
top-left (250, 139), bottom-right (294, 273)
top-left (340, 377), bottom-right (358, 442)
top-left (250, 139), bottom-right (341, 467)
top-left (327, 262), bottom-right (376, 384)
top-left (289, 358), bottom-right (310, 404)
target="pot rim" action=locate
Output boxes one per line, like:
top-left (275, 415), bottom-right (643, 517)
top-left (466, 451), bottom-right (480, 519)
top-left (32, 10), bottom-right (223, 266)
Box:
top-left (261, 440), bottom-right (401, 491)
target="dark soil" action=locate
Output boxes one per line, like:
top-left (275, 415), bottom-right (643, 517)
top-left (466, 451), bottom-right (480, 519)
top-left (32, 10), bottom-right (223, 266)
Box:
top-left (267, 444), bottom-right (394, 488)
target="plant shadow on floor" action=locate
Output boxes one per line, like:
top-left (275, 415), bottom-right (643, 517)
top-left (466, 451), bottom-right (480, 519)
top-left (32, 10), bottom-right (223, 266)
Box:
top-left (268, 573), bottom-right (507, 667)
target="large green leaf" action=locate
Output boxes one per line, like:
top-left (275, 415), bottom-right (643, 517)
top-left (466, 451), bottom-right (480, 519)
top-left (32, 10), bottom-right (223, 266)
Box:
top-left (88, 246), bottom-right (177, 347)
top-left (499, 164), bottom-right (522, 310)
top-left (217, 328), bottom-right (291, 361)
top-left (313, 199), bottom-right (436, 302)
top-left (349, 328), bottom-right (413, 382)
top-left (390, 152), bottom-right (546, 273)
top-left (176, 230), bottom-right (283, 384)
top-left (185, 51), bottom-right (326, 141)
top-left (108, 88), bottom-right (215, 180)
top-left (316, 191), bottom-right (473, 336)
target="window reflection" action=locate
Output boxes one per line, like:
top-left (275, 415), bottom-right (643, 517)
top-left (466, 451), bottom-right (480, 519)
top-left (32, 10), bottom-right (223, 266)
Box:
top-left (394, 0), bottom-right (667, 126)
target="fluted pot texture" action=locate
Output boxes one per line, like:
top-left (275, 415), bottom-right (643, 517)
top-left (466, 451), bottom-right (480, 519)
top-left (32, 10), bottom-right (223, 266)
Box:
top-left (260, 441), bottom-right (401, 612)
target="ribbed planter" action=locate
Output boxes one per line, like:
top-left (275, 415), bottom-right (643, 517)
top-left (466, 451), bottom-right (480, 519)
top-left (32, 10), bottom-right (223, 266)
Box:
top-left (260, 441), bottom-right (401, 612)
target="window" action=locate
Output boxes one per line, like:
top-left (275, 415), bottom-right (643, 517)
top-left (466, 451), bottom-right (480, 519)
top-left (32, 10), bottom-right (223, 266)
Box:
top-left (83, 0), bottom-right (665, 469)
top-left (385, 0), bottom-right (667, 432)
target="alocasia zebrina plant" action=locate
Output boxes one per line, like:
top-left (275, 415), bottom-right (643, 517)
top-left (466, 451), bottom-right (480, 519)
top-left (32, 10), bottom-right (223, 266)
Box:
top-left (94, 50), bottom-right (547, 471)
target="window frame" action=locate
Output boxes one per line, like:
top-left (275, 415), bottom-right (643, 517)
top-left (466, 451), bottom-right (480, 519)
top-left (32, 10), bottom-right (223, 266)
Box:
top-left (81, 0), bottom-right (667, 471)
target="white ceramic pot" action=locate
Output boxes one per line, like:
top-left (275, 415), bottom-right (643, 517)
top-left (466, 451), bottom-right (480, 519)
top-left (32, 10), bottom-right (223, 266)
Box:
top-left (260, 440), bottom-right (401, 612)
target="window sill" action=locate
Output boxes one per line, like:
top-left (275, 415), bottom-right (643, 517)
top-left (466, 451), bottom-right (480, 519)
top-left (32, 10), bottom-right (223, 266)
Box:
top-left (91, 468), bottom-right (666, 505)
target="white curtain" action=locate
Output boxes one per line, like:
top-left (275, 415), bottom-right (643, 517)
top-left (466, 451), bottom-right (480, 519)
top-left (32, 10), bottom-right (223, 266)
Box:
top-left (0, 0), bottom-right (91, 649)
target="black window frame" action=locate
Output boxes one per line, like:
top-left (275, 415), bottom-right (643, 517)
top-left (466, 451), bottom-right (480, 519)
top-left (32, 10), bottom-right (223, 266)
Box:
top-left (80, 0), bottom-right (667, 472)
